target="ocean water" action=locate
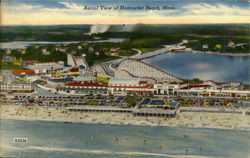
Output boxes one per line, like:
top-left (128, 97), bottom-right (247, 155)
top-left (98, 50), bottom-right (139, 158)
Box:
top-left (0, 119), bottom-right (249, 158)
top-left (144, 52), bottom-right (250, 83)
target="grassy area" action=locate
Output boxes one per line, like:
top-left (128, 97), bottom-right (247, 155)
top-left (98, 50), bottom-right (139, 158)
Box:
top-left (140, 47), bottom-right (163, 53)
top-left (0, 62), bottom-right (26, 70)
top-left (243, 84), bottom-right (250, 90)
top-left (92, 56), bottom-right (120, 65)
top-left (124, 96), bottom-right (137, 107)
top-left (117, 49), bottom-right (136, 56)
top-left (96, 75), bottom-right (110, 84)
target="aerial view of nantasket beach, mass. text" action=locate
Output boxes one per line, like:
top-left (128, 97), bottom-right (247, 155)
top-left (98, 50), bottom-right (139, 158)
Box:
top-left (0, 0), bottom-right (250, 158)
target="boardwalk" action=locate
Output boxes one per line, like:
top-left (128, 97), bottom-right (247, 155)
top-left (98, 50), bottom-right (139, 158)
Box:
top-left (178, 107), bottom-right (250, 115)
top-left (67, 106), bottom-right (177, 117)
top-left (66, 105), bottom-right (250, 117)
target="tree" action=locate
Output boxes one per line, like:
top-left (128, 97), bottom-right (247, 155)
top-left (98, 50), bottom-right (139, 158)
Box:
top-left (192, 78), bottom-right (203, 83)
top-left (124, 96), bottom-right (137, 107)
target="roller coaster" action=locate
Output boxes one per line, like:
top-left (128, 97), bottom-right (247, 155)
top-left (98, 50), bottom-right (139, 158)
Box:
top-left (114, 58), bottom-right (182, 83)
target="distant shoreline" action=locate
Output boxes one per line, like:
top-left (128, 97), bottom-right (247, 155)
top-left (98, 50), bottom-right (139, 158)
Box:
top-left (186, 49), bottom-right (250, 57)
top-left (1, 105), bottom-right (249, 131)
top-left (135, 47), bottom-right (250, 62)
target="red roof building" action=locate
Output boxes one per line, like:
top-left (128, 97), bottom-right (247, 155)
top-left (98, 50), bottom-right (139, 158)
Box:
top-left (12, 70), bottom-right (35, 75)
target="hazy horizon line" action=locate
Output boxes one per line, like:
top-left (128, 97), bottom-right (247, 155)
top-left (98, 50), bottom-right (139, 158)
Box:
top-left (2, 22), bottom-right (250, 27)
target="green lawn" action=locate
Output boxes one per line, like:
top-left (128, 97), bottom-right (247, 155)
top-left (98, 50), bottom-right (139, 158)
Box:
top-left (0, 62), bottom-right (26, 70)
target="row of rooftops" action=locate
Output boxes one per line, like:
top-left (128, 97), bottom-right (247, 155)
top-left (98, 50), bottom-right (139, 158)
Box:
top-left (64, 81), bottom-right (153, 89)
top-left (63, 80), bottom-right (242, 91)
top-left (11, 68), bottom-right (243, 90)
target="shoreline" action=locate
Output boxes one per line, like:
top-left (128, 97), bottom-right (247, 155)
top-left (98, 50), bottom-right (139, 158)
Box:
top-left (1, 105), bottom-right (249, 131)
top-left (129, 47), bottom-right (250, 63)
top-left (185, 49), bottom-right (250, 57)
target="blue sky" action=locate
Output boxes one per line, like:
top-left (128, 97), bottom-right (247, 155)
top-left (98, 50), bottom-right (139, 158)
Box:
top-left (2, 0), bottom-right (250, 25)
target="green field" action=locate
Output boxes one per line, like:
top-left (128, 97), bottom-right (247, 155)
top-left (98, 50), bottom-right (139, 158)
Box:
top-left (0, 62), bottom-right (26, 70)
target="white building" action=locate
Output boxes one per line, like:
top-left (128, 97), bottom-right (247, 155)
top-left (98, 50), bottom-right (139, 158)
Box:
top-left (202, 44), bottom-right (209, 49)
top-left (41, 49), bottom-right (50, 55)
top-left (2, 56), bottom-right (13, 62)
top-left (55, 47), bottom-right (66, 53)
top-left (6, 49), bottom-right (11, 55)
top-left (0, 82), bottom-right (35, 93)
top-left (26, 62), bottom-right (64, 74)
top-left (108, 78), bottom-right (154, 96)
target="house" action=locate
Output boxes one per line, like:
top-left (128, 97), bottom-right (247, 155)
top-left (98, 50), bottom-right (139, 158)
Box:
top-left (214, 44), bottom-right (222, 49)
top-left (2, 56), bottom-right (13, 62)
top-left (41, 49), bottom-right (50, 55)
top-left (88, 47), bottom-right (94, 52)
top-left (5, 49), bottom-right (11, 55)
top-left (110, 47), bottom-right (120, 52)
top-left (18, 49), bottom-right (26, 54)
top-left (227, 41), bottom-right (235, 48)
top-left (181, 39), bottom-right (188, 44)
top-left (55, 47), bottom-right (66, 53)
top-left (111, 52), bottom-right (119, 56)
top-left (202, 44), bottom-right (209, 49)
top-left (58, 61), bottom-right (64, 65)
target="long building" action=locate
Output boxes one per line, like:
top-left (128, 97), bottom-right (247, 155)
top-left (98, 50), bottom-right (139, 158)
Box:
top-left (108, 78), bottom-right (154, 96)
top-left (0, 82), bottom-right (35, 93)
top-left (56, 77), bottom-right (154, 96)
top-left (53, 73), bottom-right (249, 98)
top-left (23, 62), bottom-right (65, 74)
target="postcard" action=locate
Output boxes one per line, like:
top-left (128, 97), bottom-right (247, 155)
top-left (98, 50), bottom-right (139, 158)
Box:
top-left (0, 0), bottom-right (249, 157)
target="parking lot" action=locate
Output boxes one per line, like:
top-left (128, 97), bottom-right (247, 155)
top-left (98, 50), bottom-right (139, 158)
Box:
top-left (1, 93), bottom-right (249, 109)
top-left (2, 94), bottom-right (126, 107)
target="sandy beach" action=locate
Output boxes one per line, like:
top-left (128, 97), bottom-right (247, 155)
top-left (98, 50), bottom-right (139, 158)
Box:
top-left (1, 105), bottom-right (249, 130)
